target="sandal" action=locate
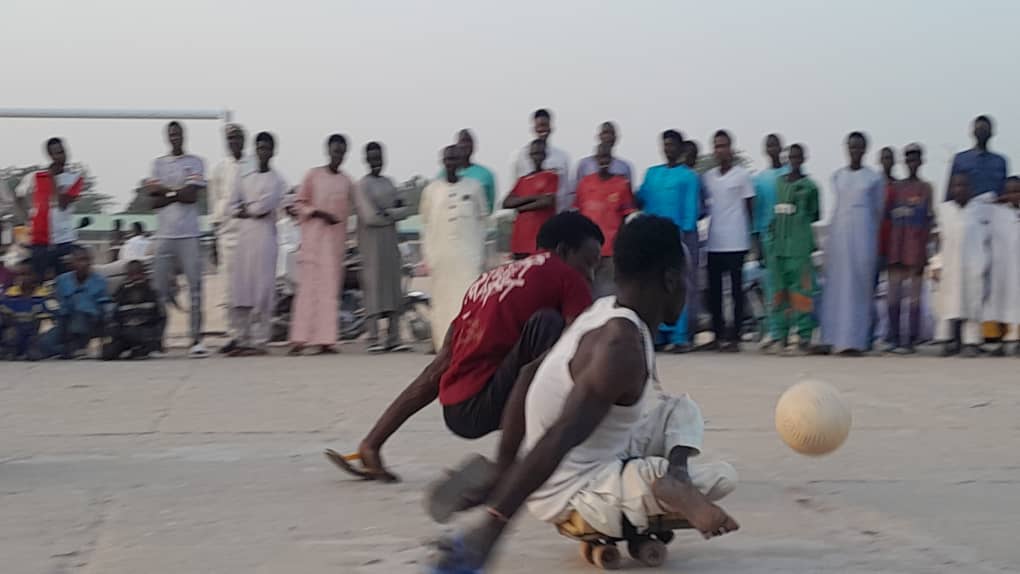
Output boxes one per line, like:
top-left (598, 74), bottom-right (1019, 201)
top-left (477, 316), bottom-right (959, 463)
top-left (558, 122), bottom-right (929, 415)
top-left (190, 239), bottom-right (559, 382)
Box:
top-left (323, 449), bottom-right (400, 483)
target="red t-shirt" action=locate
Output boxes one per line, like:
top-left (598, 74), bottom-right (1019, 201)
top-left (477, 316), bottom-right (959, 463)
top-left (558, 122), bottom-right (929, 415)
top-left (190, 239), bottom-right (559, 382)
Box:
top-left (509, 171), bottom-right (558, 255)
top-left (574, 174), bottom-right (636, 256)
top-left (439, 252), bottom-right (593, 405)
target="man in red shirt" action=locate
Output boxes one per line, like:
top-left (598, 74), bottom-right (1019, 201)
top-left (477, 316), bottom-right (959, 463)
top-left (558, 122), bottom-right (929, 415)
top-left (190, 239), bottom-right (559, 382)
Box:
top-left (504, 139), bottom-right (558, 259)
top-left (326, 212), bottom-right (603, 481)
top-left (574, 142), bottom-right (636, 296)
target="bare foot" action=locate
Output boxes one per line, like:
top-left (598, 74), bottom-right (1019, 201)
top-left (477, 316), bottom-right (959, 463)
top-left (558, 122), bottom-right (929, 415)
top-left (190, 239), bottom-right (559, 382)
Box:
top-left (652, 475), bottom-right (739, 539)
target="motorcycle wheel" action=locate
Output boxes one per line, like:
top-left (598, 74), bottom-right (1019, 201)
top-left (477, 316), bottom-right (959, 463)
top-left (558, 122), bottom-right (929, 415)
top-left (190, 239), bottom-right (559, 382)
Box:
top-left (405, 302), bottom-right (432, 342)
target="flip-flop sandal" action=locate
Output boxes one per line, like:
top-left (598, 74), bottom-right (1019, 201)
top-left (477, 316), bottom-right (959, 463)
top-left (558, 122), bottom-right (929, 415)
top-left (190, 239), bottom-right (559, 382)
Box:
top-left (425, 454), bottom-right (495, 524)
top-left (316, 346), bottom-right (340, 355)
top-left (323, 449), bottom-right (400, 483)
top-left (426, 532), bottom-right (484, 574)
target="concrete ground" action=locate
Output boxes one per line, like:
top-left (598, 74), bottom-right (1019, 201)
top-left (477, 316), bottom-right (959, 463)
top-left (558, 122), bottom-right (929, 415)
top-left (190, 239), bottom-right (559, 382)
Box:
top-left (3, 340), bottom-right (1019, 574)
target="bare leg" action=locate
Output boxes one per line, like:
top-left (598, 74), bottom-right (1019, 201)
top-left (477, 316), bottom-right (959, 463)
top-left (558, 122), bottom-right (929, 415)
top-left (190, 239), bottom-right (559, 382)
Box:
top-left (353, 348), bottom-right (450, 477)
top-left (652, 446), bottom-right (739, 539)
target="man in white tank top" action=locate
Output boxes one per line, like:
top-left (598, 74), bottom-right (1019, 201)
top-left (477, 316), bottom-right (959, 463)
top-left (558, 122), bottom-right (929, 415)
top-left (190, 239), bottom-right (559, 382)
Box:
top-left (429, 215), bottom-right (738, 572)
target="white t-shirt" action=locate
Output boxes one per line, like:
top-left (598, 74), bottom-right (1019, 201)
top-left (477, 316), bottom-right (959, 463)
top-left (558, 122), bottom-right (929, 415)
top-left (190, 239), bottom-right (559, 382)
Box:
top-left (16, 170), bottom-right (81, 244)
top-left (704, 165), bottom-right (756, 252)
top-left (119, 235), bottom-right (152, 261)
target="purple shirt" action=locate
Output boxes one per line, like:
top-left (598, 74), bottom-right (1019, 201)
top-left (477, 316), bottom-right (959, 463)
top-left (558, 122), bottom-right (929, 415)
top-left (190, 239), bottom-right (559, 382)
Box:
top-left (948, 148), bottom-right (1008, 200)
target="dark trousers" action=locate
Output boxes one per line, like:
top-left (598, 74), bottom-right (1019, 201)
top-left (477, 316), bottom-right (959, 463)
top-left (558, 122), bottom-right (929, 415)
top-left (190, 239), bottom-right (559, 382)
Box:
top-left (443, 309), bottom-right (565, 439)
top-left (707, 251), bottom-right (747, 343)
top-left (102, 324), bottom-right (162, 360)
top-left (30, 242), bottom-right (75, 280)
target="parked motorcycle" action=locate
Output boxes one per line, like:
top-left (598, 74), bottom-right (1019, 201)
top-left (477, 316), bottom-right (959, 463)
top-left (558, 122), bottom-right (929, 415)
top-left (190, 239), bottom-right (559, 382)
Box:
top-left (270, 243), bottom-right (431, 344)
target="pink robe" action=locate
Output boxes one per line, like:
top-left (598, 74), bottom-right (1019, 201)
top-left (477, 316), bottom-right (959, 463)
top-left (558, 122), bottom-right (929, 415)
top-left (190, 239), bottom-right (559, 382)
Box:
top-left (290, 166), bottom-right (352, 346)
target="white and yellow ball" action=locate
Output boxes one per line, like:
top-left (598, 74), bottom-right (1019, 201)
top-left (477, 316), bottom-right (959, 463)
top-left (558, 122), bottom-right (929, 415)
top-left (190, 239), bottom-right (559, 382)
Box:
top-left (775, 380), bottom-right (852, 456)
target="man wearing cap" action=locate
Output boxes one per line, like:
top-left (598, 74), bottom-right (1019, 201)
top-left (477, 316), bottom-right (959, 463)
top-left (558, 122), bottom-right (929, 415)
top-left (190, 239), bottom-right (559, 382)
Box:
top-left (208, 123), bottom-right (253, 352)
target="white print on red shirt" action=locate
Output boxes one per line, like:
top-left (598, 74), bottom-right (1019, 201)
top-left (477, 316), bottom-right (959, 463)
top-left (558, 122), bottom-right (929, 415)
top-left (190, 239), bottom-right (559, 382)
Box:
top-left (464, 252), bottom-right (551, 305)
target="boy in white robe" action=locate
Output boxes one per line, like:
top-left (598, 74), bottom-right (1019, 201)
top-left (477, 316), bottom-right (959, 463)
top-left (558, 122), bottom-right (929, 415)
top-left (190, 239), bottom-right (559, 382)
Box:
top-left (934, 174), bottom-right (993, 357)
top-left (983, 176), bottom-right (1020, 355)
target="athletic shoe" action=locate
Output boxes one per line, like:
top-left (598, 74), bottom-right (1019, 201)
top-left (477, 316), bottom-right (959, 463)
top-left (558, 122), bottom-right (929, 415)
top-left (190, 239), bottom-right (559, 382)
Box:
top-left (760, 338), bottom-right (786, 355)
top-left (188, 342), bottom-right (210, 358)
top-left (960, 345), bottom-right (980, 358)
top-left (367, 344), bottom-right (387, 354)
top-left (387, 344), bottom-right (412, 353)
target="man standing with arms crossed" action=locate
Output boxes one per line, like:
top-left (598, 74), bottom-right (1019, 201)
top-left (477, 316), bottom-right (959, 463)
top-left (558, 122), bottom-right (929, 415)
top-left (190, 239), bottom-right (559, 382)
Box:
top-left (144, 121), bottom-right (209, 358)
top-left (510, 109), bottom-right (571, 212)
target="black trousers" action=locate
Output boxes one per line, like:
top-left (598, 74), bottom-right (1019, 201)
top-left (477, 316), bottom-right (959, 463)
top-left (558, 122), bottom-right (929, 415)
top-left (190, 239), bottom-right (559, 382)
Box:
top-left (443, 309), bottom-right (565, 439)
top-left (707, 251), bottom-right (747, 343)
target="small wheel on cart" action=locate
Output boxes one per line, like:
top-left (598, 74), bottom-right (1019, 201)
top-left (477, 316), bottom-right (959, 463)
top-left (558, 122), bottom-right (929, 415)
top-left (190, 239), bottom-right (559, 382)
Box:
top-left (635, 539), bottom-right (667, 567)
top-left (591, 543), bottom-right (622, 570)
top-left (579, 541), bottom-right (595, 564)
top-left (656, 530), bottom-right (675, 545)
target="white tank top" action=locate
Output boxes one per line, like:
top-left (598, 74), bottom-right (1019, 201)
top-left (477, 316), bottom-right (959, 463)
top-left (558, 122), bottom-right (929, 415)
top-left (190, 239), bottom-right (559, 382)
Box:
top-left (523, 296), bottom-right (656, 522)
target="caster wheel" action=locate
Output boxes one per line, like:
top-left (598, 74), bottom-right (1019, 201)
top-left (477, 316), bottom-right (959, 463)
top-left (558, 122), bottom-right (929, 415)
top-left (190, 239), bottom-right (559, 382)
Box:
top-left (656, 530), bottom-right (675, 545)
top-left (579, 542), bottom-right (594, 564)
top-left (636, 539), bottom-right (667, 567)
top-left (591, 543), bottom-right (622, 570)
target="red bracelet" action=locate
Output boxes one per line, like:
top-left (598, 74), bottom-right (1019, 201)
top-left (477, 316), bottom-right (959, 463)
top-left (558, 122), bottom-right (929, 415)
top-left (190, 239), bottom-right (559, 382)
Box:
top-left (486, 506), bottom-right (510, 524)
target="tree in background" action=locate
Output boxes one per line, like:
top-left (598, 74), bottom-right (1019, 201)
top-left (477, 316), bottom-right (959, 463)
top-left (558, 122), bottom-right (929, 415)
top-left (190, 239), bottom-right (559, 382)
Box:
top-left (0, 162), bottom-right (116, 217)
top-left (692, 150), bottom-right (752, 174)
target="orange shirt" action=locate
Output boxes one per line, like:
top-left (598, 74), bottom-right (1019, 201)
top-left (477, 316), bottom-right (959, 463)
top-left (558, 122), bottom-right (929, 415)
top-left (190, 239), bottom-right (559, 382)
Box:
top-left (574, 173), bottom-right (636, 256)
top-left (508, 171), bottom-right (558, 255)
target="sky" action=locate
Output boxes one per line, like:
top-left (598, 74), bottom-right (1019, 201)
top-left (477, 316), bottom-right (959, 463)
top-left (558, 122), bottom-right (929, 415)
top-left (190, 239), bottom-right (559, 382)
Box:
top-left (2, 0), bottom-right (1018, 218)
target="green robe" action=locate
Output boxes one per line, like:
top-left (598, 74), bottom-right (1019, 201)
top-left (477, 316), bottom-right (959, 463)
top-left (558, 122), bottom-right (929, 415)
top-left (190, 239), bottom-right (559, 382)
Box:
top-left (766, 176), bottom-right (820, 339)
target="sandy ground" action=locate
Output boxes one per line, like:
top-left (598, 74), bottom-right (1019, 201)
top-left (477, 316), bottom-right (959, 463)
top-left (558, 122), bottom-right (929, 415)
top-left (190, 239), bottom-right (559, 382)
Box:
top-left (3, 273), bottom-right (1019, 573)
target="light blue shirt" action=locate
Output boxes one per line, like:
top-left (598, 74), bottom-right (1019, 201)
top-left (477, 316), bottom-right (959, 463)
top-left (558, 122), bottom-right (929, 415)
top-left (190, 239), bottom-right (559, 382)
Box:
top-left (637, 164), bottom-right (701, 232)
top-left (752, 166), bottom-right (790, 235)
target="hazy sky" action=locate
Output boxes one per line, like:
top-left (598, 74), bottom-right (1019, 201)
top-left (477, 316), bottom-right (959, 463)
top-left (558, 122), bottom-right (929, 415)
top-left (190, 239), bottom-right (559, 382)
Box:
top-left (2, 0), bottom-right (1018, 217)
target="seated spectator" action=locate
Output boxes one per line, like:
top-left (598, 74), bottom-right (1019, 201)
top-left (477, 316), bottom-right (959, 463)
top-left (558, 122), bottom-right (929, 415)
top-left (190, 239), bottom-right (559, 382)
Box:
top-left (102, 259), bottom-right (164, 360)
top-left (43, 247), bottom-right (110, 359)
top-left (0, 261), bottom-right (57, 361)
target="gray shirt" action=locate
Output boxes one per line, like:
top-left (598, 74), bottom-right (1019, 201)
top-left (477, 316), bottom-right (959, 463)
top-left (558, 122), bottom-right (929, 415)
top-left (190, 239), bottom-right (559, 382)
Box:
top-left (149, 154), bottom-right (207, 239)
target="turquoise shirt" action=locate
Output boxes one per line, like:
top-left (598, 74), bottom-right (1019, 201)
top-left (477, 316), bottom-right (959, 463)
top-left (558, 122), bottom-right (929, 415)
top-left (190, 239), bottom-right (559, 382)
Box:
top-left (437, 164), bottom-right (497, 213)
top-left (752, 166), bottom-right (790, 235)
top-left (637, 164), bottom-right (700, 232)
